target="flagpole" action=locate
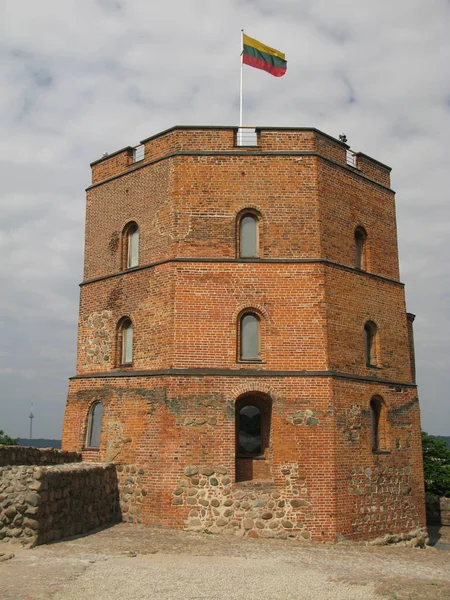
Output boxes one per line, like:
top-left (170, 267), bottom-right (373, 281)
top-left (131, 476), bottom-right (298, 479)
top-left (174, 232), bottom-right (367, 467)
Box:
top-left (239, 29), bottom-right (244, 129)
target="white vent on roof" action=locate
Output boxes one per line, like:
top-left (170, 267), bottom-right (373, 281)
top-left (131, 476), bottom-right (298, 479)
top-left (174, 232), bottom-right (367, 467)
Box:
top-left (133, 144), bottom-right (145, 163)
top-left (346, 149), bottom-right (357, 168)
top-left (236, 127), bottom-right (258, 147)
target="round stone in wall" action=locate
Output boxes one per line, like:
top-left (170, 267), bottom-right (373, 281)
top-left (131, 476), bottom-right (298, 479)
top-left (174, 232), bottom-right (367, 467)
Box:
top-left (200, 467), bottom-right (214, 476)
top-left (184, 466), bottom-right (198, 477)
top-left (214, 466), bottom-right (227, 475)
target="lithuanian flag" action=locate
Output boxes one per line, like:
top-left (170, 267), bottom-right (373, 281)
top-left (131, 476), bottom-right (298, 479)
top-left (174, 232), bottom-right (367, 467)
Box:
top-left (242, 34), bottom-right (287, 77)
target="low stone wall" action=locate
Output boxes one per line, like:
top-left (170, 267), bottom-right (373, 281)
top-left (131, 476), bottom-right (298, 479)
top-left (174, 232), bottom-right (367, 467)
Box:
top-left (0, 445), bottom-right (81, 466)
top-left (0, 463), bottom-right (119, 546)
top-left (426, 495), bottom-right (450, 526)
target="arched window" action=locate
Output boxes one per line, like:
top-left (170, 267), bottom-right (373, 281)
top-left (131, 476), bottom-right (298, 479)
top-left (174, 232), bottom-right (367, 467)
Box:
top-left (364, 321), bottom-right (378, 367)
top-left (86, 402), bottom-right (103, 448)
top-left (238, 405), bottom-right (261, 456)
top-left (354, 227), bottom-right (367, 270)
top-left (240, 313), bottom-right (260, 360)
top-left (235, 393), bottom-right (272, 482)
top-left (239, 213), bottom-right (258, 258)
top-left (118, 318), bottom-right (133, 365)
top-left (123, 222), bottom-right (139, 269)
top-left (370, 396), bottom-right (386, 451)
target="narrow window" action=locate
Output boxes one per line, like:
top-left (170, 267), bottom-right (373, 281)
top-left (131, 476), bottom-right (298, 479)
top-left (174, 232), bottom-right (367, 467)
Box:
top-left (370, 396), bottom-right (386, 451)
top-left (86, 402), bottom-right (103, 448)
top-left (239, 214), bottom-right (258, 258)
top-left (364, 321), bottom-right (378, 367)
top-left (119, 318), bottom-right (133, 365)
top-left (123, 222), bottom-right (139, 269)
top-left (354, 227), bottom-right (367, 270)
top-left (238, 405), bottom-right (261, 455)
top-left (240, 313), bottom-right (260, 360)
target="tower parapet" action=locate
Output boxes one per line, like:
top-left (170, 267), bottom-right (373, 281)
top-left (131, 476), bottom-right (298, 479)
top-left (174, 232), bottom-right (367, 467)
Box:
top-left (90, 126), bottom-right (391, 189)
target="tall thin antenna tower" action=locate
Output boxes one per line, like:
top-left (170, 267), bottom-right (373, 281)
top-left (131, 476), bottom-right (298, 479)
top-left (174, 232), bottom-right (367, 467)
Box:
top-left (29, 402), bottom-right (34, 439)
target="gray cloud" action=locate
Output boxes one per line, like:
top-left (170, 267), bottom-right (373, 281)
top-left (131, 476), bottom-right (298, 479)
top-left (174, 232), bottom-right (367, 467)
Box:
top-left (1, 0), bottom-right (449, 437)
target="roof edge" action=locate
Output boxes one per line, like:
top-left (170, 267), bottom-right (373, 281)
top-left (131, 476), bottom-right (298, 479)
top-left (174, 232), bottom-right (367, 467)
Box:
top-left (139, 125), bottom-right (350, 149)
top-left (90, 146), bottom-right (133, 167)
top-left (88, 126), bottom-right (390, 173)
top-left (354, 150), bottom-right (392, 172)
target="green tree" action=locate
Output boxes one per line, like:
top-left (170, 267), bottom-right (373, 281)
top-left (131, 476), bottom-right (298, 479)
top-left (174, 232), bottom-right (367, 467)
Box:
top-left (422, 431), bottom-right (450, 496)
top-left (0, 429), bottom-right (19, 446)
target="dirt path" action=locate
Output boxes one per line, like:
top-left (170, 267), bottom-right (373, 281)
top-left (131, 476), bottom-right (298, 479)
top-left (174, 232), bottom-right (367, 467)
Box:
top-left (1, 524), bottom-right (449, 600)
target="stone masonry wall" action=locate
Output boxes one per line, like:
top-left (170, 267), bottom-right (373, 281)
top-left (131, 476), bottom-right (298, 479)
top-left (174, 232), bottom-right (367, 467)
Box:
top-left (0, 463), bottom-right (118, 546)
top-left (116, 464), bottom-right (146, 524)
top-left (347, 464), bottom-right (418, 535)
top-left (0, 445), bottom-right (81, 466)
top-left (173, 464), bottom-right (312, 540)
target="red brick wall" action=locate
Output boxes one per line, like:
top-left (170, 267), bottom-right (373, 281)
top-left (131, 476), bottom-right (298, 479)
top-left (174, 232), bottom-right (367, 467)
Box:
top-left (91, 148), bottom-right (133, 185)
top-left (324, 268), bottom-right (413, 381)
top-left (355, 153), bottom-right (391, 188)
top-left (170, 154), bottom-right (321, 259)
top-left (173, 262), bottom-right (327, 370)
top-left (84, 159), bottom-right (173, 281)
top-left (318, 160), bottom-right (399, 281)
top-left (76, 264), bottom-right (174, 374)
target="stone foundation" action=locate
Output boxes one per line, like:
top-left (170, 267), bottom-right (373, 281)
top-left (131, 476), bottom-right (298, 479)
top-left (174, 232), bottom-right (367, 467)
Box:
top-left (366, 527), bottom-right (428, 547)
top-left (173, 464), bottom-right (312, 540)
top-left (116, 464), bottom-right (146, 523)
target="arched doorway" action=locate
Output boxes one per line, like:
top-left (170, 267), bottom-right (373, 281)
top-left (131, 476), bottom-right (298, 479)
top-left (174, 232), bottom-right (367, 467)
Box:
top-left (235, 393), bottom-right (272, 482)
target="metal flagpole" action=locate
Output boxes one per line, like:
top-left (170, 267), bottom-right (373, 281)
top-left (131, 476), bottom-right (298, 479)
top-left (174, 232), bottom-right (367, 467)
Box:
top-left (239, 29), bottom-right (244, 129)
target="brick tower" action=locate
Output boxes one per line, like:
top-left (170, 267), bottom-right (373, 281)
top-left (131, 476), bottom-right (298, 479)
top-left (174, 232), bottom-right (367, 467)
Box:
top-left (62, 126), bottom-right (426, 542)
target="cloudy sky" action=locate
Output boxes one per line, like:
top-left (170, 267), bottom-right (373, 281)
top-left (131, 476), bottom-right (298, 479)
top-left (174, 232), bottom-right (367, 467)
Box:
top-left (1, 0), bottom-right (449, 439)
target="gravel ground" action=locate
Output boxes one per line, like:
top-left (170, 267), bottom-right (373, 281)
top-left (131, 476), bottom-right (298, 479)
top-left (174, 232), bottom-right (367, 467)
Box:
top-left (0, 524), bottom-right (449, 600)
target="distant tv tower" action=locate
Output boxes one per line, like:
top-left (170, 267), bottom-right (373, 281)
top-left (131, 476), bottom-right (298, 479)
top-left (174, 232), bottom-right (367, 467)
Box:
top-left (29, 402), bottom-right (34, 439)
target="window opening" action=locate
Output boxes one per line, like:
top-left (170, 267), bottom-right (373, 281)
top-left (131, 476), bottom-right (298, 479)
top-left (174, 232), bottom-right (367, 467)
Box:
top-left (364, 321), bottom-right (377, 367)
top-left (86, 402), bottom-right (103, 448)
top-left (240, 313), bottom-right (260, 360)
top-left (125, 223), bottom-right (139, 268)
top-left (120, 319), bottom-right (133, 364)
top-left (238, 405), bottom-right (261, 455)
top-left (370, 396), bottom-right (386, 451)
top-left (235, 393), bottom-right (272, 482)
top-left (354, 227), bottom-right (367, 270)
top-left (239, 214), bottom-right (258, 258)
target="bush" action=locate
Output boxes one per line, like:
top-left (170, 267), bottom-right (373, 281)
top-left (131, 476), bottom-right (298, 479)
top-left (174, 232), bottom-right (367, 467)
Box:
top-left (0, 429), bottom-right (19, 446)
top-left (422, 431), bottom-right (450, 497)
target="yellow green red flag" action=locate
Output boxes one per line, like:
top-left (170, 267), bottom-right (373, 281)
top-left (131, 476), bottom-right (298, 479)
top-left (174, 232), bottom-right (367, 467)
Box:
top-left (242, 34), bottom-right (287, 77)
